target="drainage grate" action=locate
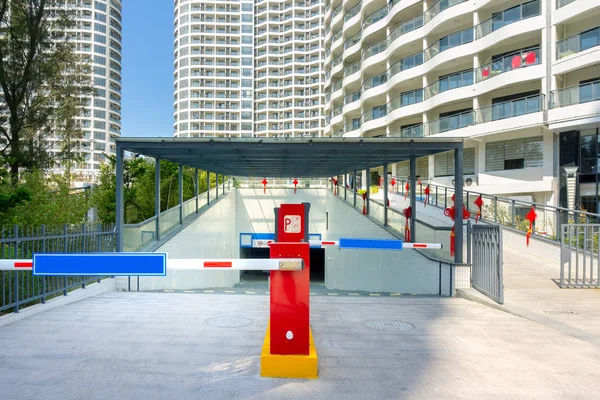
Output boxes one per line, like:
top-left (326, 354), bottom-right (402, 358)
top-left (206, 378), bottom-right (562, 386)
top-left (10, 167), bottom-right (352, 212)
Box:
top-left (206, 316), bottom-right (252, 328)
top-left (365, 320), bottom-right (415, 332)
top-left (542, 311), bottom-right (580, 316)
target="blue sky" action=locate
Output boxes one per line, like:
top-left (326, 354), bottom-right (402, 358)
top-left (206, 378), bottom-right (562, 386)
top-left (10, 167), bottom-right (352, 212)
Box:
top-left (121, 0), bottom-right (174, 138)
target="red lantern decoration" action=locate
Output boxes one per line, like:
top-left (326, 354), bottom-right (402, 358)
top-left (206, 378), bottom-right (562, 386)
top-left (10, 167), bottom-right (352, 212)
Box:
top-left (262, 178), bottom-right (268, 194)
top-left (403, 206), bottom-right (412, 242)
top-left (424, 185), bottom-right (430, 207)
top-left (525, 206), bottom-right (537, 247)
top-left (474, 195), bottom-right (483, 223)
top-left (404, 182), bottom-right (410, 200)
top-left (293, 179), bottom-right (298, 194)
top-left (444, 196), bottom-right (471, 257)
top-left (361, 191), bottom-right (367, 215)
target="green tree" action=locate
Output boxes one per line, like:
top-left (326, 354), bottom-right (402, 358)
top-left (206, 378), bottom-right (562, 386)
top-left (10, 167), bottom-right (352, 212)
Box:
top-left (0, 0), bottom-right (87, 184)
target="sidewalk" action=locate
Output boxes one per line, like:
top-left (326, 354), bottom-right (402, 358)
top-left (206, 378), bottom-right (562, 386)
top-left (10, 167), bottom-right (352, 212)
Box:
top-left (369, 187), bottom-right (600, 347)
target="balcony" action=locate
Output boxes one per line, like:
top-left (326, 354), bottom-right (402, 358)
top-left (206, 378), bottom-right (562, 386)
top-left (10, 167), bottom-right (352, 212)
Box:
top-left (549, 80), bottom-right (600, 131)
top-left (476, 0), bottom-right (541, 39)
top-left (557, 26), bottom-right (600, 60)
top-left (476, 47), bottom-right (540, 83)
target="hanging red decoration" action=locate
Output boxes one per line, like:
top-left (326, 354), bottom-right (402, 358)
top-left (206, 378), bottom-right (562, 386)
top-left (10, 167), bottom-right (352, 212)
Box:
top-left (525, 206), bottom-right (537, 247)
top-left (444, 196), bottom-right (471, 257)
top-left (403, 206), bottom-right (412, 242)
top-left (474, 195), bottom-right (484, 223)
top-left (333, 178), bottom-right (338, 196)
top-left (390, 178), bottom-right (396, 194)
top-left (293, 179), bottom-right (298, 194)
top-left (262, 178), bottom-right (268, 194)
top-left (404, 182), bottom-right (410, 200)
top-left (424, 185), bottom-right (430, 207)
top-left (361, 191), bottom-right (368, 215)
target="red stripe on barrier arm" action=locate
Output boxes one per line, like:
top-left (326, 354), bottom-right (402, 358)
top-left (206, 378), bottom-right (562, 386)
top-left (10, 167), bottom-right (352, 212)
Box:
top-left (14, 262), bottom-right (33, 268)
top-left (411, 244), bottom-right (427, 248)
top-left (322, 241), bottom-right (336, 245)
top-left (204, 261), bottom-right (232, 268)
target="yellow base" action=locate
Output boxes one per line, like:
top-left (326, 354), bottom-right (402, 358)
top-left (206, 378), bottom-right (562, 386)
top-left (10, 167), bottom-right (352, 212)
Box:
top-left (260, 321), bottom-right (318, 379)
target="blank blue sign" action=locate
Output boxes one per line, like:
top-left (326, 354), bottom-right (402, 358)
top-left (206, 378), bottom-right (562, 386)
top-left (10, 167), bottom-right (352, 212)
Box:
top-left (338, 238), bottom-right (403, 251)
top-left (32, 253), bottom-right (167, 276)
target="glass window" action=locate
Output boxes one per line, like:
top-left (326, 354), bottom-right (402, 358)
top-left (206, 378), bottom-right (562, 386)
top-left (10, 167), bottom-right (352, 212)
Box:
top-left (580, 27), bottom-right (600, 52)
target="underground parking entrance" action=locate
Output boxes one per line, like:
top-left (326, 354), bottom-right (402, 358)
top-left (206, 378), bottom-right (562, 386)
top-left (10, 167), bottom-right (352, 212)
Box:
top-left (239, 247), bottom-right (325, 285)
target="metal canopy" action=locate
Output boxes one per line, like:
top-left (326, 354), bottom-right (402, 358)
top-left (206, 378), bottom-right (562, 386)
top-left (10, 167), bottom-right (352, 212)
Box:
top-left (117, 137), bottom-right (464, 178)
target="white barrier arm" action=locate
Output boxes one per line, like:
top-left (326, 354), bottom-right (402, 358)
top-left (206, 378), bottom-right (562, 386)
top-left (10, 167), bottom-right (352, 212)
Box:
top-left (167, 258), bottom-right (303, 271)
top-left (0, 259), bottom-right (32, 271)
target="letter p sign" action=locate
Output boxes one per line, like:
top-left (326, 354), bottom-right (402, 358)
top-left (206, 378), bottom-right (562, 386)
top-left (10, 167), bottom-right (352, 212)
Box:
top-left (284, 215), bottom-right (301, 233)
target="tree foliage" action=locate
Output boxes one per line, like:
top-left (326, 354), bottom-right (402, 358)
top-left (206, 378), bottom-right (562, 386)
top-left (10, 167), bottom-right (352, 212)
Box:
top-left (0, 0), bottom-right (91, 184)
top-left (91, 156), bottom-right (217, 224)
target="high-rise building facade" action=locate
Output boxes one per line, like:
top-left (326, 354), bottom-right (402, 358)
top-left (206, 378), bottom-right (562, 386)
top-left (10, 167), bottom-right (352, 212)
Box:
top-left (173, 0), bottom-right (324, 139)
top-left (324, 0), bottom-right (599, 211)
top-left (49, 0), bottom-right (122, 183)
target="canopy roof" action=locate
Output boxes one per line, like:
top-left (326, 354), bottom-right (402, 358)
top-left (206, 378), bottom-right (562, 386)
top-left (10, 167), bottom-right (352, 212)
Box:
top-left (116, 137), bottom-right (464, 178)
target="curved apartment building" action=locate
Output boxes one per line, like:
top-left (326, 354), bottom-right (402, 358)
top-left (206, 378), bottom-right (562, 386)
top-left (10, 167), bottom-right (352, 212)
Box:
top-left (173, 0), bottom-right (324, 139)
top-left (48, 0), bottom-right (122, 183)
top-left (324, 0), bottom-right (600, 210)
top-left (254, 0), bottom-right (324, 137)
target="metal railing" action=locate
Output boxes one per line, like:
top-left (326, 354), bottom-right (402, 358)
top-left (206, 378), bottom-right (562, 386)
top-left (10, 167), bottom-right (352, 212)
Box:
top-left (557, 26), bottom-right (600, 59)
top-left (392, 178), bottom-right (600, 242)
top-left (560, 224), bottom-right (600, 288)
top-left (549, 80), bottom-right (600, 109)
top-left (1, 223), bottom-right (116, 314)
top-left (236, 178), bottom-right (330, 189)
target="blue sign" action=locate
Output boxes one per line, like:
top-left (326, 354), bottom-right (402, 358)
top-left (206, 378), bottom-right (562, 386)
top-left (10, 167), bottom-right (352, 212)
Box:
top-left (338, 238), bottom-right (403, 251)
top-left (32, 253), bottom-right (167, 276)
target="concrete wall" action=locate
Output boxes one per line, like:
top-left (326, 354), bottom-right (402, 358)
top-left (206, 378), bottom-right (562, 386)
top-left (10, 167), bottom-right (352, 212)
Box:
top-left (137, 191), bottom-right (240, 290)
top-left (323, 192), bottom-right (440, 294)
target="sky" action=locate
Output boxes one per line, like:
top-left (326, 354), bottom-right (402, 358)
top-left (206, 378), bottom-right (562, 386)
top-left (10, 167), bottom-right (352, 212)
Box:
top-left (121, 0), bottom-right (174, 138)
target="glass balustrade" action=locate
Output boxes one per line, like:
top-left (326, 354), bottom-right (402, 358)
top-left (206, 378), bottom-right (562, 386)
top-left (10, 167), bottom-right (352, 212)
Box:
top-left (477, 94), bottom-right (543, 123)
top-left (557, 26), bottom-right (600, 59)
top-left (425, 0), bottom-right (467, 23)
top-left (476, 47), bottom-right (540, 83)
top-left (428, 110), bottom-right (474, 135)
top-left (425, 70), bottom-right (474, 99)
top-left (424, 28), bottom-right (473, 61)
top-left (476, 0), bottom-right (540, 38)
top-left (557, 0), bottom-right (576, 7)
top-left (343, 61), bottom-right (360, 78)
top-left (550, 80), bottom-right (600, 109)
top-left (389, 14), bottom-right (424, 42)
top-left (345, 2), bottom-right (361, 22)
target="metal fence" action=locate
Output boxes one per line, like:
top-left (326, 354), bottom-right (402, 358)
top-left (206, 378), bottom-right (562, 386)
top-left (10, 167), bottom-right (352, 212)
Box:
top-left (560, 224), bottom-right (600, 288)
top-left (392, 178), bottom-right (599, 243)
top-left (1, 223), bottom-right (116, 314)
top-left (471, 224), bottom-right (504, 304)
top-left (236, 178), bottom-right (330, 189)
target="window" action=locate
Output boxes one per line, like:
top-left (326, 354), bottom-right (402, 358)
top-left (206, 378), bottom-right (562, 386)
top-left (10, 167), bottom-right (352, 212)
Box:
top-left (485, 137), bottom-right (543, 172)
top-left (400, 89), bottom-right (423, 107)
top-left (434, 149), bottom-right (475, 177)
top-left (371, 105), bottom-right (387, 119)
top-left (439, 70), bottom-right (473, 92)
top-left (438, 108), bottom-right (473, 132)
top-left (438, 28), bottom-right (473, 53)
top-left (400, 53), bottom-right (423, 70)
top-left (491, 90), bottom-right (540, 120)
top-left (580, 77), bottom-right (600, 103)
top-left (580, 27), bottom-right (600, 52)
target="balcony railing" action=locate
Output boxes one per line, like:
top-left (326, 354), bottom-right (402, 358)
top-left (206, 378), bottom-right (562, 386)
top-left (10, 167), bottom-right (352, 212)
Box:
top-left (476, 94), bottom-right (543, 123)
top-left (550, 80), bottom-right (600, 109)
top-left (557, 26), bottom-right (600, 59)
top-left (425, 0), bottom-right (468, 24)
top-left (476, 47), bottom-right (541, 83)
top-left (557, 0), bottom-right (577, 8)
top-left (425, 27), bottom-right (473, 61)
top-left (476, 0), bottom-right (540, 39)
